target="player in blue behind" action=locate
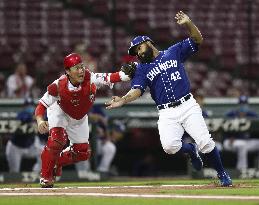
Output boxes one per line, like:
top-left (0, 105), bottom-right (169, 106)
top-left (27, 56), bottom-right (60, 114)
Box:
top-left (224, 95), bottom-right (259, 171)
top-left (106, 11), bottom-right (232, 186)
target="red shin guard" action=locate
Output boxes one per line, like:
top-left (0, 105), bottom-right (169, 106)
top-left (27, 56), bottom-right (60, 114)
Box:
top-left (57, 143), bottom-right (91, 168)
top-left (41, 127), bottom-right (68, 180)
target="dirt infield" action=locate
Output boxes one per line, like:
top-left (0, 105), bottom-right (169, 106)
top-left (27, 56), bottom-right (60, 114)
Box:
top-left (0, 184), bottom-right (259, 200)
top-left (0, 184), bottom-right (216, 194)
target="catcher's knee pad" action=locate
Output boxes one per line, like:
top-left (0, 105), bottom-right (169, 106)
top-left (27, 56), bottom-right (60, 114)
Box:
top-left (57, 143), bottom-right (91, 167)
top-left (71, 143), bottom-right (91, 162)
top-left (162, 141), bottom-right (182, 155)
top-left (42, 127), bottom-right (68, 159)
top-left (198, 138), bottom-right (215, 154)
top-left (49, 127), bottom-right (68, 147)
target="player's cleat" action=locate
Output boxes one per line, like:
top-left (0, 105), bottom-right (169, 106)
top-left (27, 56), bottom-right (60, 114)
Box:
top-left (40, 178), bottom-right (54, 188)
top-left (218, 171), bottom-right (232, 187)
top-left (189, 143), bottom-right (203, 171)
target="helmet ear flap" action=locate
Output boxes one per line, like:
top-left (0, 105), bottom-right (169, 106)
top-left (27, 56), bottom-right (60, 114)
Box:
top-left (64, 53), bottom-right (82, 69)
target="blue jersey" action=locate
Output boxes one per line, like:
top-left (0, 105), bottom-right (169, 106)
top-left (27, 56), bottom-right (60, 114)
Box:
top-left (11, 108), bottom-right (36, 148)
top-left (131, 38), bottom-right (198, 106)
top-left (224, 108), bottom-right (258, 140)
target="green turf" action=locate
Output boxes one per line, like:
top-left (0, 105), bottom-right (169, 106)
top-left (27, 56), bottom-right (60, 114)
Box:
top-left (0, 196), bottom-right (259, 205)
top-left (158, 187), bottom-right (259, 196)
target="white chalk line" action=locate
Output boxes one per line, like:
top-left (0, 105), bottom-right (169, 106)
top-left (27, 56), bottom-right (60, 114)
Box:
top-left (0, 184), bottom-right (206, 191)
top-left (0, 192), bottom-right (259, 200)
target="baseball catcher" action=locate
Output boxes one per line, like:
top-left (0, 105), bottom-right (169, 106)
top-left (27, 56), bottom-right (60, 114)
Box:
top-left (35, 53), bottom-right (133, 188)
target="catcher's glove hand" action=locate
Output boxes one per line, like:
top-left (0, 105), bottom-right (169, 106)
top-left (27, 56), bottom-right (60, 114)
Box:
top-left (120, 62), bottom-right (136, 79)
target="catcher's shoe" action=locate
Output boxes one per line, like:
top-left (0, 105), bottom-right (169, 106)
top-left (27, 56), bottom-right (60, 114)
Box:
top-left (189, 143), bottom-right (203, 171)
top-left (218, 171), bottom-right (232, 187)
top-left (40, 178), bottom-right (54, 188)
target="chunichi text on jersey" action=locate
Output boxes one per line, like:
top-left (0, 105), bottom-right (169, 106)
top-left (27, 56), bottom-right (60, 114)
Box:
top-left (147, 60), bottom-right (178, 81)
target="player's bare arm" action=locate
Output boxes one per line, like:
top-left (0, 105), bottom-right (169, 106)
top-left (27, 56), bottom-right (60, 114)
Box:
top-left (36, 116), bottom-right (49, 134)
top-left (175, 11), bottom-right (203, 44)
top-left (35, 101), bottom-right (50, 134)
top-left (105, 88), bottom-right (141, 109)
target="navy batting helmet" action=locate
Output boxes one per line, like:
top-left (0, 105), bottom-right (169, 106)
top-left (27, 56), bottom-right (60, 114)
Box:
top-left (238, 95), bottom-right (248, 104)
top-left (128, 36), bottom-right (153, 56)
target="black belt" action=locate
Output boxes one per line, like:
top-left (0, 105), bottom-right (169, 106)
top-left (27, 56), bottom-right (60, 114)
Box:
top-left (157, 94), bottom-right (192, 110)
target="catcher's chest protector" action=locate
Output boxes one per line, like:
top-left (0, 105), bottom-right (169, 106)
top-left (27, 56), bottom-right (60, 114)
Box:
top-left (57, 72), bottom-right (96, 120)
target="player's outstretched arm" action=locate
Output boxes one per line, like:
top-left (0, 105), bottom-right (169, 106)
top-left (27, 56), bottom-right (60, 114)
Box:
top-left (105, 88), bottom-right (141, 109)
top-left (91, 62), bottom-right (136, 89)
top-left (175, 11), bottom-right (203, 44)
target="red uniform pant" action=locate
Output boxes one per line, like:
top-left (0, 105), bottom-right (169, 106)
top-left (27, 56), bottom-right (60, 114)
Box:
top-left (41, 127), bottom-right (91, 180)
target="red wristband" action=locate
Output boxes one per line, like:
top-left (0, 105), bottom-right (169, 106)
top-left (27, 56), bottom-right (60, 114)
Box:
top-left (35, 102), bottom-right (47, 117)
top-left (110, 72), bottom-right (121, 83)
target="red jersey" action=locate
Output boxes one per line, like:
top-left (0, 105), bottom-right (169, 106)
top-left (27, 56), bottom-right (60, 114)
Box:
top-left (35, 69), bottom-right (129, 119)
top-left (48, 72), bottom-right (96, 120)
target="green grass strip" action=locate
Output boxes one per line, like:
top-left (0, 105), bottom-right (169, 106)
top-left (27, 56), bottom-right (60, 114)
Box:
top-left (0, 196), bottom-right (259, 205)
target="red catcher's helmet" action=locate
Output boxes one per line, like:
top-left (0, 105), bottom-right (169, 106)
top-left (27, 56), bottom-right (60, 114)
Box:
top-left (64, 53), bottom-right (82, 69)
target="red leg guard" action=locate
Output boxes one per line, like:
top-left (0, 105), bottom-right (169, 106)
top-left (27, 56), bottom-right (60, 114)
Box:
top-left (41, 127), bottom-right (68, 180)
top-left (56, 143), bottom-right (91, 168)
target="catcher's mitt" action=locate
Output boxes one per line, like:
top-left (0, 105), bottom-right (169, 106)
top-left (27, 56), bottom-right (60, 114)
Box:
top-left (121, 62), bottom-right (136, 79)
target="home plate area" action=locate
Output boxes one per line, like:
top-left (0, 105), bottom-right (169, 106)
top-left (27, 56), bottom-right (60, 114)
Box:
top-left (0, 184), bottom-right (259, 200)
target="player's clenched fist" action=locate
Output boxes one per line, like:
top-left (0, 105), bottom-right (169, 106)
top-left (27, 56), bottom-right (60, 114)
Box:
top-left (37, 120), bottom-right (49, 134)
top-left (175, 11), bottom-right (191, 25)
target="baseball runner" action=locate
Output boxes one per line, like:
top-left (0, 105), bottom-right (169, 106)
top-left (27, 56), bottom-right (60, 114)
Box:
top-left (35, 53), bottom-right (135, 188)
top-left (106, 11), bottom-right (232, 186)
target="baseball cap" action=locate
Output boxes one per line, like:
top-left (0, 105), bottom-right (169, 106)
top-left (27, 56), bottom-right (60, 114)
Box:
top-left (128, 36), bottom-right (153, 56)
top-left (238, 95), bottom-right (248, 104)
